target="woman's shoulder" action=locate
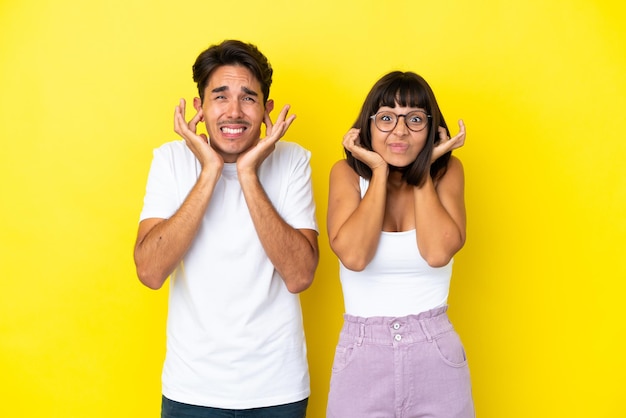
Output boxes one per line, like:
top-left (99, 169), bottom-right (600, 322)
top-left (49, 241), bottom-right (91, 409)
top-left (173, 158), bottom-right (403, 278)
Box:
top-left (330, 159), bottom-right (362, 192)
top-left (435, 155), bottom-right (465, 189)
top-left (445, 155), bottom-right (464, 176)
top-left (330, 159), bottom-right (359, 179)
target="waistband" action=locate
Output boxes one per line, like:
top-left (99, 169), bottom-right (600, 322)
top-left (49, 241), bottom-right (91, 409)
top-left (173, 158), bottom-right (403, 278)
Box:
top-left (341, 305), bottom-right (453, 345)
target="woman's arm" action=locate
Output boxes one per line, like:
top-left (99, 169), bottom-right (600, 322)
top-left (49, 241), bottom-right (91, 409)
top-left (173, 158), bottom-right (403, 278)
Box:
top-left (327, 160), bottom-right (388, 271)
top-left (413, 156), bottom-right (466, 267)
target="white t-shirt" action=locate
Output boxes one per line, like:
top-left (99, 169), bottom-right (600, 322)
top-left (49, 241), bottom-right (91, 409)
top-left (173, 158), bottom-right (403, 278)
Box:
top-left (339, 177), bottom-right (452, 318)
top-left (140, 140), bottom-right (318, 409)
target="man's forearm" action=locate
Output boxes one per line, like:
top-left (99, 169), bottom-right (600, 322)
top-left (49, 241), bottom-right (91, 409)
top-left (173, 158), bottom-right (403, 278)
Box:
top-left (238, 172), bottom-right (318, 293)
top-left (134, 171), bottom-right (220, 289)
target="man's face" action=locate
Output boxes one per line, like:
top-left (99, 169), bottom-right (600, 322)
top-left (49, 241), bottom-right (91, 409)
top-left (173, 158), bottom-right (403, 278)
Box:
top-left (194, 65), bottom-right (267, 163)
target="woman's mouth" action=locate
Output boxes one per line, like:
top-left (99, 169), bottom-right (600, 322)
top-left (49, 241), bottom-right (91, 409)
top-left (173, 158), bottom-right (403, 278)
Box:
top-left (388, 143), bottom-right (409, 152)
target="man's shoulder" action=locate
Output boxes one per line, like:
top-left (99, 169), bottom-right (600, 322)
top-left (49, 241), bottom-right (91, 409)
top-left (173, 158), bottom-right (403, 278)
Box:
top-left (153, 139), bottom-right (188, 154)
top-left (274, 140), bottom-right (310, 159)
top-left (150, 140), bottom-right (197, 164)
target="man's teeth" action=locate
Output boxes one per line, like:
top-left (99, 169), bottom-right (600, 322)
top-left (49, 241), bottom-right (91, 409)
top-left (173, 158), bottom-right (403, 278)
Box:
top-left (221, 127), bottom-right (244, 134)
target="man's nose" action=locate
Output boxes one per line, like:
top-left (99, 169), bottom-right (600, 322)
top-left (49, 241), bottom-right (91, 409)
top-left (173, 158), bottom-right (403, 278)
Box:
top-left (226, 100), bottom-right (243, 117)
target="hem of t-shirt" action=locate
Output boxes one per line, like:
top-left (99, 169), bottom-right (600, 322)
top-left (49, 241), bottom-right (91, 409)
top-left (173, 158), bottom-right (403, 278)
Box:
top-left (344, 298), bottom-right (449, 318)
top-left (161, 388), bottom-right (311, 410)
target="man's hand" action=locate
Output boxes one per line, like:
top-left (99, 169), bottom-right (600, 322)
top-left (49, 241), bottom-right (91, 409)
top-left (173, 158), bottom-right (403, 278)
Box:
top-left (343, 128), bottom-right (387, 171)
top-left (431, 119), bottom-right (466, 163)
top-left (236, 102), bottom-right (296, 175)
top-left (174, 98), bottom-right (224, 174)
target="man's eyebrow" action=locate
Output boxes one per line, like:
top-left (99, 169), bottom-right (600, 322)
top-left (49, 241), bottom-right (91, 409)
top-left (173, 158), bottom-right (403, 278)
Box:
top-left (211, 86), bottom-right (228, 93)
top-left (242, 87), bottom-right (258, 97)
top-left (210, 86), bottom-right (258, 97)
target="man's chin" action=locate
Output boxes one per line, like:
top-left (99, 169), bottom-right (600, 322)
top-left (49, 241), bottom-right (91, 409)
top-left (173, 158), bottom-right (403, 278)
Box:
top-left (210, 139), bottom-right (256, 162)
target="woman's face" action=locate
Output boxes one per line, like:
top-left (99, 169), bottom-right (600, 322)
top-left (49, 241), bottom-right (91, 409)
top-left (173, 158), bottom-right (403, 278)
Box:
top-left (370, 104), bottom-right (430, 167)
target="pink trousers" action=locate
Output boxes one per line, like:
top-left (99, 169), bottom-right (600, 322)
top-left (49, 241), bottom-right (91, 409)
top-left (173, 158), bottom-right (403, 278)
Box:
top-left (326, 306), bottom-right (474, 418)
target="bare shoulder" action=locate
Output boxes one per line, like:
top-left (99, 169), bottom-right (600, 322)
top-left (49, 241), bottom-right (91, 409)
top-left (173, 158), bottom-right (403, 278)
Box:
top-left (445, 155), bottom-right (464, 178)
top-left (448, 155), bottom-right (464, 171)
top-left (330, 159), bottom-right (353, 174)
top-left (330, 159), bottom-right (359, 183)
top-left (436, 156), bottom-right (465, 190)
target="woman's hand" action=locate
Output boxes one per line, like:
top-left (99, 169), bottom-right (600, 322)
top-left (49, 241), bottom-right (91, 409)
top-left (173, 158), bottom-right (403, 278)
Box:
top-left (343, 128), bottom-right (387, 171)
top-left (432, 119), bottom-right (466, 163)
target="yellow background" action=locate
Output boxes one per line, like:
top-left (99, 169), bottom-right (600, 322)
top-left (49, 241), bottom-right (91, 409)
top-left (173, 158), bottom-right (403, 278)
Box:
top-left (1, 0), bottom-right (625, 416)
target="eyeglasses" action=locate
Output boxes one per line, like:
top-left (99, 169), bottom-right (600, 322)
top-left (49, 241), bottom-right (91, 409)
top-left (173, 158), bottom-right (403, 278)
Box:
top-left (370, 110), bottom-right (431, 132)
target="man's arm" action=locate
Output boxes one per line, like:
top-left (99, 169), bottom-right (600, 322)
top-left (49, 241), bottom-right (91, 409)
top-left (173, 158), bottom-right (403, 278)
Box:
top-left (133, 100), bottom-right (223, 289)
top-left (134, 169), bottom-right (221, 289)
top-left (238, 170), bottom-right (319, 293)
top-left (236, 104), bottom-right (318, 293)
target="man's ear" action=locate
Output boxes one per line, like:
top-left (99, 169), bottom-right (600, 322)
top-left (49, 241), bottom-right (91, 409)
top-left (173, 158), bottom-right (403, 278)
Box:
top-left (193, 97), bottom-right (202, 112)
top-left (265, 99), bottom-right (274, 114)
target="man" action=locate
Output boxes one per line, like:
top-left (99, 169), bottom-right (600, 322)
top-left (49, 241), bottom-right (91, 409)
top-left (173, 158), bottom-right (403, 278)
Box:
top-left (134, 39), bottom-right (319, 418)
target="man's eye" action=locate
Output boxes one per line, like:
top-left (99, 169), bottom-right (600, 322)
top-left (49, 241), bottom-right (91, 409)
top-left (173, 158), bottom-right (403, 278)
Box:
top-left (243, 97), bottom-right (255, 102)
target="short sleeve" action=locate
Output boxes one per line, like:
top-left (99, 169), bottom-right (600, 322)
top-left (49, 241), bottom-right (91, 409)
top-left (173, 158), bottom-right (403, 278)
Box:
top-left (279, 144), bottom-right (318, 234)
top-left (139, 146), bottom-right (182, 221)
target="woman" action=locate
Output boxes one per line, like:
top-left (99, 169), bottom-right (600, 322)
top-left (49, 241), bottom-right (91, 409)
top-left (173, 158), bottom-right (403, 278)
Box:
top-left (326, 71), bottom-right (474, 417)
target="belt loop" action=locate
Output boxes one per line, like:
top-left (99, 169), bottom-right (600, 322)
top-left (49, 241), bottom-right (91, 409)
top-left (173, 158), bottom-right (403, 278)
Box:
top-left (419, 319), bottom-right (433, 342)
top-left (357, 323), bottom-right (365, 346)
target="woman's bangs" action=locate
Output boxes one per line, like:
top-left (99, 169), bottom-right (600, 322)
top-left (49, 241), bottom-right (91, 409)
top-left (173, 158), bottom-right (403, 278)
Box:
top-left (378, 79), bottom-right (428, 110)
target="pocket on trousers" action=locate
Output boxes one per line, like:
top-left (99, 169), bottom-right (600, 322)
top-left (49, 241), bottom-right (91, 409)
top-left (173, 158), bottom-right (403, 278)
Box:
top-left (433, 330), bottom-right (468, 367)
top-left (331, 341), bottom-right (357, 373)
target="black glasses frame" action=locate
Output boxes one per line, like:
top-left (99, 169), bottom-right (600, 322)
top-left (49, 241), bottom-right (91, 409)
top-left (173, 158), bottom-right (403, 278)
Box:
top-left (369, 111), bottom-right (432, 132)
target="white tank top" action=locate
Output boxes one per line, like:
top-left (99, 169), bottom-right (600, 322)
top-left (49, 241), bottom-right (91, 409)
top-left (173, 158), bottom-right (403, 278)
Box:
top-left (339, 177), bottom-right (452, 317)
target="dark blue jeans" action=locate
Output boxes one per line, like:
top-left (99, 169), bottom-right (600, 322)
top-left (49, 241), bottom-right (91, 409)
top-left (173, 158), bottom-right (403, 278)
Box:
top-left (161, 396), bottom-right (308, 418)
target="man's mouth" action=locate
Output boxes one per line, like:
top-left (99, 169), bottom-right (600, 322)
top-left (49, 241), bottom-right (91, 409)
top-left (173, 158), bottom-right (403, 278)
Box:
top-left (218, 119), bottom-right (250, 136)
top-left (221, 127), bottom-right (246, 135)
